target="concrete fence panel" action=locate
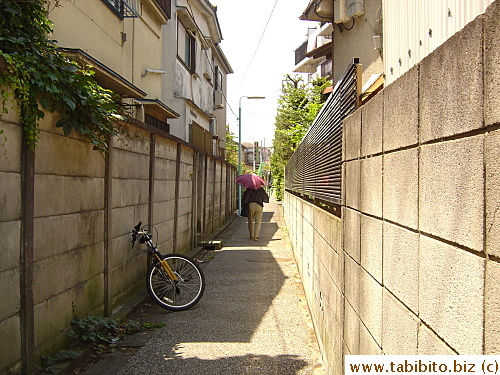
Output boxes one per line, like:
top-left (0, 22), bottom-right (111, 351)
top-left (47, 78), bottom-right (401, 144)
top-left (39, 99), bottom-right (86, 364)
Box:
top-left (0, 108), bottom-right (236, 373)
top-left (284, 1), bottom-right (500, 374)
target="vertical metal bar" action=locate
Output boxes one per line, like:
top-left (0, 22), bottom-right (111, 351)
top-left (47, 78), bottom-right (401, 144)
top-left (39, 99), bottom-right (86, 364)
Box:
top-left (20, 135), bottom-right (35, 374)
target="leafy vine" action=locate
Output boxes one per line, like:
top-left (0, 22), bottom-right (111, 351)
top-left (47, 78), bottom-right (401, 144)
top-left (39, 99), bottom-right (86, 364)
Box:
top-left (0, 0), bottom-right (122, 151)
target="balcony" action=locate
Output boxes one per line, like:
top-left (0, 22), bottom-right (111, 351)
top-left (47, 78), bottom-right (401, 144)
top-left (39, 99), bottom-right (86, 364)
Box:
top-left (293, 24), bottom-right (333, 74)
top-left (102, 0), bottom-right (140, 18)
top-left (295, 41), bottom-right (308, 66)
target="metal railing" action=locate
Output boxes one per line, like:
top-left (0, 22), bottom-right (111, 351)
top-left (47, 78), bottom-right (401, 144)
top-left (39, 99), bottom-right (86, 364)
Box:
top-left (285, 58), bottom-right (362, 206)
top-left (294, 40), bottom-right (308, 66)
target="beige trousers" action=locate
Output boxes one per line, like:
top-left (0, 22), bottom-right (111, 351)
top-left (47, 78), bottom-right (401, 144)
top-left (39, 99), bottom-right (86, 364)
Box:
top-left (248, 202), bottom-right (263, 239)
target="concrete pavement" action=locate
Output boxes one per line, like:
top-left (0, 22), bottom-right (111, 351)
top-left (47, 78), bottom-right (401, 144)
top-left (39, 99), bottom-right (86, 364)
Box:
top-left (77, 197), bottom-right (325, 375)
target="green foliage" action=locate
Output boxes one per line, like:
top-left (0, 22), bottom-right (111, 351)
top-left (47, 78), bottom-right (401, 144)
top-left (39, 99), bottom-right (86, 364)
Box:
top-left (271, 75), bottom-right (330, 200)
top-left (40, 350), bottom-right (79, 373)
top-left (0, 0), bottom-right (121, 150)
top-left (38, 315), bottom-right (165, 373)
top-left (69, 315), bottom-right (165, 350)
top-left (225, 124), bottom-right (238, 169)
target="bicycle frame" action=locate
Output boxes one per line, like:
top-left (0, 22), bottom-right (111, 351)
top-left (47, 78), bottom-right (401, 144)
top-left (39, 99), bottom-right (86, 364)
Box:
top-left (133, 225), bottom-right (178, 282)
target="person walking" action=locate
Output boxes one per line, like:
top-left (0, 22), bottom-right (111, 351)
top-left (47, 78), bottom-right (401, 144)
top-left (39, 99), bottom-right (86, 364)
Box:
top-left (241, 187), bottom-right (269, 240)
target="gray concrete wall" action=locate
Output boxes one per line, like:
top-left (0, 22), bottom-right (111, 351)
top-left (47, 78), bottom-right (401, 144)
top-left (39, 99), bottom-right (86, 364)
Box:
top-left (284, 1), bottom-right (500, 374)
top-left (0, 111), bottom-right (236, 373)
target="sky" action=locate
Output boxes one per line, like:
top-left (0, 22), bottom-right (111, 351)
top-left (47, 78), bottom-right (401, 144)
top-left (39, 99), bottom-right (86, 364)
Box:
top-left (212, 0), bottom-right (318, 148)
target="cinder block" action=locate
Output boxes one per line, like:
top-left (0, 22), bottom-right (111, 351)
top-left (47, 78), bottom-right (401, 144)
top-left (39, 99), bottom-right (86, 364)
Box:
top-left (359, 320), bottom-right (382, 354)
top-left (360, 215), bottom-right (382, 283)
top-left (383, 222), bottom-right (419, 313)
top-left (382, 290), bottom-right (419, 354)
top-left (154, 158), bottom-right (176, 181)
top-left (343, 109), bottom-right (362, 161)
top-left (360, 156), bottom-right (382, 217)
top-left (34, 175), bottom-right (104, 217)
top-left (155, 137), bottom-right (178, 160)
top-left (486, 129), bottom-right (500, 257)
top-left (0, 316), bottom-right (21, 371)
top-left (112, 148), bottom-right (149, 180)
top-left (383, 66), bottom-right (419, 151)
top-left (484, 0), bottom-right (500, 126)
top-left (419, 136), bottom-right (484, 251)
top-left (344, 301), bottom-right (360, 355)
top-left (419, 17), bottom-right (484, 143)
top-left (359, 268), bottom-right (383, 346)
top-left (361, 92), bottom-right (383, 157)
top-left (0, 172), bottom-right (21, 221)
top-left (383, 148), bottom-right (418, 229)
top-left (485, 260), bottom-right (500, 354)
top-left (344, 254), bottom-right (361, 314)
top-left (419, 235), bottom-right (484, 354)
top-left (0, 90), bottom-right (21, 125)
top-left (33, 243), bottom-right (104, 304)
top-left (153, 179), bottom-right (176, 202)
top-left (34, 211), bottom-right (104, 261)
top-left (112, 178), bottom-right (149, 208)
top-left (35, 131), bottom-right (104, 177)
top-left (417, 324), bottom-right (456, 355)
top-left (0, 221), bottom-right (21, 271)
top-left (345, 160), bottom-right (361, 210)
top-left (0, 269), bottom-right (20, 321)
top-left (113, 123), bottom-right (151, 155)
top-left (343, 208), bottom-right (361, 263)
top-left (0, 121), bottom-right (22, 173)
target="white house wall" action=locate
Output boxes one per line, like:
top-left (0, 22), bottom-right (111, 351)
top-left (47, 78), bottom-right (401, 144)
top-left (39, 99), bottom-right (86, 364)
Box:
top-left (383, 0), bottom-right (494, 85)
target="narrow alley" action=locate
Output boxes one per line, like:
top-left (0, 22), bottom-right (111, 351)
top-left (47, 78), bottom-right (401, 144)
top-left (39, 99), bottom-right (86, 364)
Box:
top-left (77, 197), bottom-right (325, 375)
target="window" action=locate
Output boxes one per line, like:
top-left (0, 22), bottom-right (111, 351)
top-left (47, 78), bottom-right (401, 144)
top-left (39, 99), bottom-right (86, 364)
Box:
top-left (214, 66), bottom-right (223, 91)
top-left (102, 0), bottom-right (139, 18)
top-left (178, 22), bottom-right (196, 73)
top-left (145, 114), bottom-right (169, 133)
top-left (155, 0), bottom-right (171, 19)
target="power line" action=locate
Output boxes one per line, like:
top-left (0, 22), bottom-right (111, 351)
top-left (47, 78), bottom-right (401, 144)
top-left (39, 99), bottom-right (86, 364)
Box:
top-left (235, 0), bottom-right (280, 92)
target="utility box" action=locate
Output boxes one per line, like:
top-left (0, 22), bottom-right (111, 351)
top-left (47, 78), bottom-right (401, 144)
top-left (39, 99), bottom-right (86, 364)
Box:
top-left (334, 0), bottom-right (349, 23)
top-left (346, 0), bottom-right (364, 18)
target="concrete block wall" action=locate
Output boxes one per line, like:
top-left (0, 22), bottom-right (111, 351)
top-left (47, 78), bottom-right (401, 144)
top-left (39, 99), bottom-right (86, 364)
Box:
top-left (0, 100), bottom-right (23, 375)
top-left (0, 111), bottom-right (236, 373)
top-left (284, 1), bottom-right (500, 374)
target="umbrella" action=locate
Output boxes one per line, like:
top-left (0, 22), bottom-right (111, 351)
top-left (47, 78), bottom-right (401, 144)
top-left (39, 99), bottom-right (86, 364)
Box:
top-left (235, 174), bottom-right (266, 190)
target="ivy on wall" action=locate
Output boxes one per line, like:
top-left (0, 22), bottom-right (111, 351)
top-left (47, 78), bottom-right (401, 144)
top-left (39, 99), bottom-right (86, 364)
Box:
top-left (0, 0), bottom-right (121, 151)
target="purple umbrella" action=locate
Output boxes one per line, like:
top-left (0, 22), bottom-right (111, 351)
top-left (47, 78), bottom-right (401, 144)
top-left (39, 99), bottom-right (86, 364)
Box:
top-left (235, 174), bottom-right (266, 190)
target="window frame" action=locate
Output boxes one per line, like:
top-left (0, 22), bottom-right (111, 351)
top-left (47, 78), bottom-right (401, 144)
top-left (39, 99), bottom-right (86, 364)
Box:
top-left (177, 21), bottom-right (196, 74)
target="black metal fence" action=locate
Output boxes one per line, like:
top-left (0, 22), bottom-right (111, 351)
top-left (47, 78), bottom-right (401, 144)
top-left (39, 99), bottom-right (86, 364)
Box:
top-left (285, 59), bottom-right (362, 207)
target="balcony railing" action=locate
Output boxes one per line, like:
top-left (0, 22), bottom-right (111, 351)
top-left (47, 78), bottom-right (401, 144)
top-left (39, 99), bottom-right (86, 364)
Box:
top-left (102, 0), bottom-right (140, 18)
top-left (294, 41), bottom-right (308, 66)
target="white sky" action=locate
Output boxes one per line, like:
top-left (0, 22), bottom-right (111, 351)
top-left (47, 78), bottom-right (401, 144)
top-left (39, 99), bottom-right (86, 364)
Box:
top-left (212, 0), bottom-right (318, 147)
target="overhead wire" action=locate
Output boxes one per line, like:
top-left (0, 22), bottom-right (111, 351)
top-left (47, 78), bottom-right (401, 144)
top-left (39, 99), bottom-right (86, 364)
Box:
top-left (235, 0), bottom-right (280, 93)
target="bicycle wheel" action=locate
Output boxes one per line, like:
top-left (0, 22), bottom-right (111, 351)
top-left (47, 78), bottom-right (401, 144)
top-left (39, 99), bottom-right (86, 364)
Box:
top-left (146, 254), bottom-right (205, 311)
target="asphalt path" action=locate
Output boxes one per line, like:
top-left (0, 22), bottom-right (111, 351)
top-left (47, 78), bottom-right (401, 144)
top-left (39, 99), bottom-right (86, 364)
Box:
top-left (78, 198), bottom-right (325, 375)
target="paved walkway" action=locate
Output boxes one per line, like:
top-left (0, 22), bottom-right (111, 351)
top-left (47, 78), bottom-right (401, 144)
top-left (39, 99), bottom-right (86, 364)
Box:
top-left (78, 197), bottom-right (325, 375)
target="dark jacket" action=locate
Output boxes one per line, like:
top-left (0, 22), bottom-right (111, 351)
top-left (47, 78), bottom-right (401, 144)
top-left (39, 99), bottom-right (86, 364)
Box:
top-left (242, 188), bottom-right (270, 208)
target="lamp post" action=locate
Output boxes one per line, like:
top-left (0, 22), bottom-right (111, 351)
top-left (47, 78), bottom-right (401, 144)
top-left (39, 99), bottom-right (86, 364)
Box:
top-left (238, 95), bottom-right (265, 216)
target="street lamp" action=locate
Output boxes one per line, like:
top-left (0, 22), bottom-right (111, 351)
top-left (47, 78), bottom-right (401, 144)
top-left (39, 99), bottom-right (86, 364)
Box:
top-left (238, 95), bottom-right (265, 216)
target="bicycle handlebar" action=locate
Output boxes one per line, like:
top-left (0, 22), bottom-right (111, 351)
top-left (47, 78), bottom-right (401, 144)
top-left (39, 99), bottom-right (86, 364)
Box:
top-left (131, 221), bottom-right (142, 248)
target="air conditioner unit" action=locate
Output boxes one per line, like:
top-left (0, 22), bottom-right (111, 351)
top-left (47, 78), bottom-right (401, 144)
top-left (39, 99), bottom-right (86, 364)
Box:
top-left (334, 0), bottom-right (349, 23)
top-left (214, 89), bottom-right (223, 109)
top-left (346, 0), bottom-right (364, 18)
